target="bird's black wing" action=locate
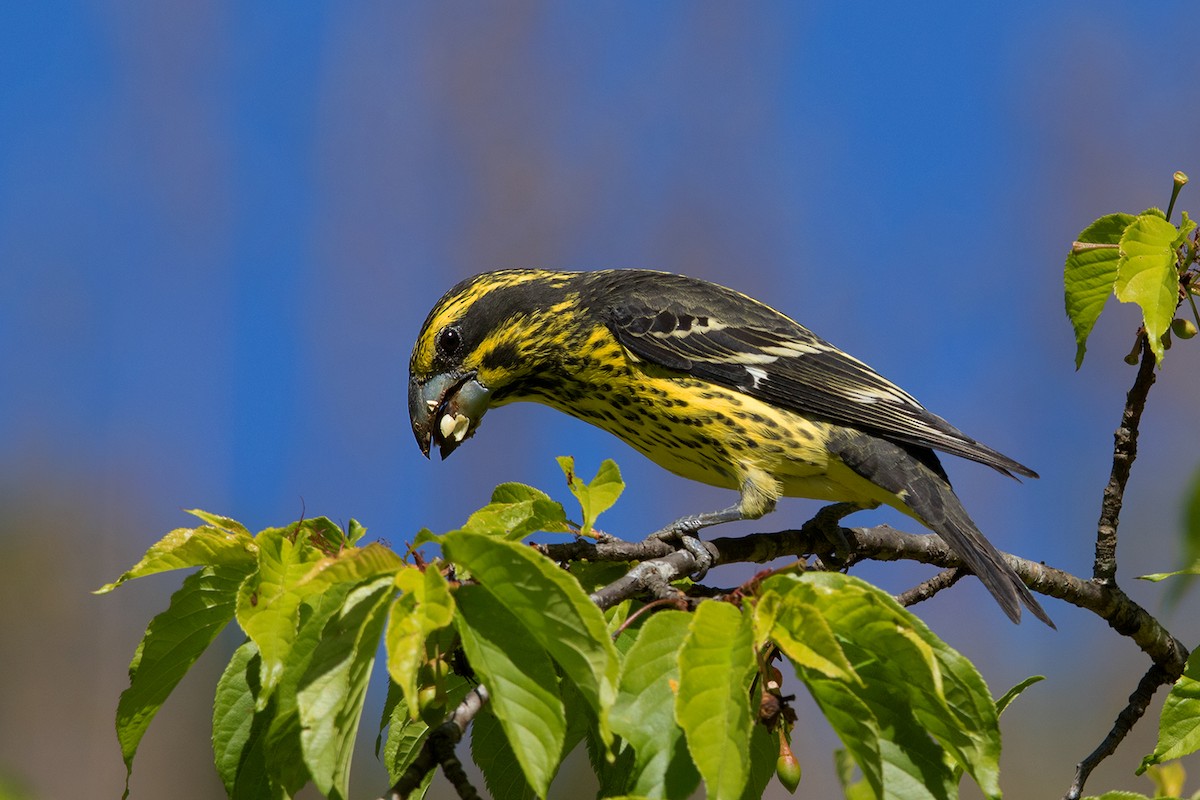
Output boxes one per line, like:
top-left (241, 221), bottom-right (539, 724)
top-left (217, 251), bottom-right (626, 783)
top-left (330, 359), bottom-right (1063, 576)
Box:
top-left (592, 271), bottom-right (1036, 479)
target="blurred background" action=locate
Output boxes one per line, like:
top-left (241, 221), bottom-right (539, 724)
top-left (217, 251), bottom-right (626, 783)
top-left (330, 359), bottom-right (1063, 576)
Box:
top-left (3, 3), bottom-right (1199, 798)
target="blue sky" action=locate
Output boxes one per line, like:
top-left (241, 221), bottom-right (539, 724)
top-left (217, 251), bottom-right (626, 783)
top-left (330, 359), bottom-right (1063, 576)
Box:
top-left (2, 3), bottom-right (1199, 798)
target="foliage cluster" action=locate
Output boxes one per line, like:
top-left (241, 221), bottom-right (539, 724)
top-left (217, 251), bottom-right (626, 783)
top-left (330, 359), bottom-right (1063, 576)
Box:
top-left (100, 460), bottom-right (1039, 800)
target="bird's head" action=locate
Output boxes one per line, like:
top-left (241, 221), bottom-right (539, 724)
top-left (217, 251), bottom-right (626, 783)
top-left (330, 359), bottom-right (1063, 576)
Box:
top-left (408, 269), bottom-right (578, 459)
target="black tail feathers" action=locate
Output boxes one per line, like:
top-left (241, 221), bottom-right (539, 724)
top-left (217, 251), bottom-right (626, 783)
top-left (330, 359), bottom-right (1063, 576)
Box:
top-left (831, 431), bottom-right (1054, 628)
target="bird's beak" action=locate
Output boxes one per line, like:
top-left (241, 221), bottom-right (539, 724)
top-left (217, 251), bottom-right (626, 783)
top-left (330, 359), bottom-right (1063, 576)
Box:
top-left (409, 371), bottom-right (491, 460)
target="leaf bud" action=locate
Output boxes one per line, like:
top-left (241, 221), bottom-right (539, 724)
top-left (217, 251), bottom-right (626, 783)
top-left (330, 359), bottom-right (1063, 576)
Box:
top-left (1171, 318), bottom-right (1198, 339)
top-left (776, 735), bottom-right (801, 793)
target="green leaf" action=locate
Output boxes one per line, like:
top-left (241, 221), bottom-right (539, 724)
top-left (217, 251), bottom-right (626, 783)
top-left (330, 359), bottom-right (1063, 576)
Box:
top-left (812, 680), bottom-right (884, 798)
top-left (557, 456), bottom-right (625, 535)
top-left (211, 640), bottom-right (285, 800)
top-left (1065, 213), bottom-right (1135, 368)
top-left (1117, 213), bottom-right (1184, 364)
top-left (995, 675), bottom-right (1045, 716)
top-left (571, 560), bottom-right (636, 595)
top-left (1175, 212), bottom-right (1198, 249)
top-left (185, 509), bottom-right (253, 537)
top-left (463, 482), bottom-right (570, 540)
top-left (455, 583), bottom-right (566, 797)
top-left (471, 706), bottom-right (538, 800)
top-left (240, 535), bottom-right (403, 713)
top-left (115, 564), bottom-right (248, 794)
top-left (834, 747), bottom-right (878, 800)
top-left (820, 574), bottom-right (999, 796)
top-left (1137, 558), bottom-right (1200, 582)
top-left (298, 516), bottom-right (355, 553)
top-left (382, 704), bottom-right (431, 785)
top-left (591, 741), bottom-right (638, 799)
top-left (347, 518), bottom-right (368, 546)
top-left (610, 610), bottom-right (701, 799)
top-left (1081, 793), bottom-right (1153, 800)
top-left (1140, 649), bottom-right (1200, 772)
top-left (212, 640), bottom-right (260, 795)
top-left (755, 588), bottom-right (858, 684)
top-left (676, 600), bottom-right (756, 800)
top-left (413, 527), bottom-right (441, 547)
top-left (377, 678), bottom-right (403, 757)
top-left (881, 737), bottom-right (958, 800)
top-left (256, 578), bottom-right (357, 795)
top-left (297, 575), bottom-right (393, 800)
top-left (386, 564), bottom-right (456, 719)
top-left (762, 573), bottom-right (1001, 800)
top-left (96, 521), bottom-right (256, 593)
top-left (1159, 466), bottom-right (1200, 608)
top-left (740, 724), bottom-right (779, 800)
top-left (299, 541), bottom-right (407, 596)
top-left (944, 675), bottom-right (1042, 785)
top-left (441, 531), bottom-right (619, 740)
top-left (1146, 759), bottom-right (1188, 799)
top-left (236, 525), bottom-right (326, 708)
top-left (559, 672), bottom-right (602, 779)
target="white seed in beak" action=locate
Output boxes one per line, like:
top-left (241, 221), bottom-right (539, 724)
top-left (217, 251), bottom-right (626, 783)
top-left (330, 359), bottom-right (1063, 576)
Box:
top-left (426, 399), bottom-right (438, 411)
top-left (451, 413), bottom-right (471, 442)
top-left (438, 412), bottom-right (472, 443)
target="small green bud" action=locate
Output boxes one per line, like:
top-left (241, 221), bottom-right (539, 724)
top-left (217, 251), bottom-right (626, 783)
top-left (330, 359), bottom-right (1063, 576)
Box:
top-left (776, 735), bottom-right (801, 793)
top-left (1172, 318), bottom-right (1198, 339)
top-left (417, 685), bottom-right (446, 727)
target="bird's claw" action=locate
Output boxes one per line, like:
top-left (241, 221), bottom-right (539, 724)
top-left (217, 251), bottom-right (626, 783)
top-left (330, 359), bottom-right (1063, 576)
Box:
top-left (805, 502), bottom-right (863, 567)
top-left (647, 524), bottom-right (714, 581)
top-left (678, 534), bottom-right (714, 580)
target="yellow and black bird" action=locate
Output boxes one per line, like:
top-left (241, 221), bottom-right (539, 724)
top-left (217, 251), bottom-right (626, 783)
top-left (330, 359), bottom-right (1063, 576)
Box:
top-left (409, 269), bottom-right (1051, 626)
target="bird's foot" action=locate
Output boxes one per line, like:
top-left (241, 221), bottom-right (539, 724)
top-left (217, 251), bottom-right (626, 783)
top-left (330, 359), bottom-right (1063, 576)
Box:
top-left (806, 502), bottom-right (869, 568)
top-left (648, 519), bottom-right (715, 581)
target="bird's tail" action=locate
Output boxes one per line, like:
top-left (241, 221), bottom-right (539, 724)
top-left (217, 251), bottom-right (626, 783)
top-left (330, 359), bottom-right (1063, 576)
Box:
top-left (830, 431), bottom-right (1054, 627)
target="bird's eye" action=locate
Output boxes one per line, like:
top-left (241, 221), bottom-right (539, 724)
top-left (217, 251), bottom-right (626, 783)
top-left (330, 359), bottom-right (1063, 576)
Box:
top-left (436, 325), bottom-right (463, 358)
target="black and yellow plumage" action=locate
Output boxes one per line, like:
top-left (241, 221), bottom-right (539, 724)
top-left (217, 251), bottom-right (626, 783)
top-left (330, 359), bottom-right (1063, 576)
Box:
top-left (409, 269), bottom-right (1051, 626)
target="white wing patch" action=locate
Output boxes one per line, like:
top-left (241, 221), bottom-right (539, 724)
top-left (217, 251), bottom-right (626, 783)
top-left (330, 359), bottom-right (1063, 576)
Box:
top-left (745, 366), bottom-right (769, 388)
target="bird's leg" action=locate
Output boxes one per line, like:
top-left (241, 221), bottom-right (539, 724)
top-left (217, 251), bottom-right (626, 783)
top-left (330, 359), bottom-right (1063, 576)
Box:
top-left (646, 504), bottom-right (744, 580)
top-left (805, 501), bottom-right (875, 569)
top-left (648, 476), bottom-right (779, 580)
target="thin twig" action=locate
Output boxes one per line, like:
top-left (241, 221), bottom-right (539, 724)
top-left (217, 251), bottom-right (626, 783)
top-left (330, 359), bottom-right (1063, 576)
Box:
top-left (1061, 331), bottom-right (1166, 798)
top-left (1064, 664), bottom-right (1172, 800)
top-left (1094, 334), bottom-right (1157, 583)
top-left (587, 548), bottom-right (706, 610)
top-left (895, 567), bottom-right (966, 608)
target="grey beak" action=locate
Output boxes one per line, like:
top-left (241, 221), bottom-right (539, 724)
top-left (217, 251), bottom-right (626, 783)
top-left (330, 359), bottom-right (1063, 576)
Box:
top-left (408, 371), bottom-right (491, 459)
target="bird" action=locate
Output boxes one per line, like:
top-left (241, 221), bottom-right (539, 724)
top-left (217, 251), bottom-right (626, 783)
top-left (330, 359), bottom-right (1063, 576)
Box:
top-left (408, 268), bottom-right (1051, 626)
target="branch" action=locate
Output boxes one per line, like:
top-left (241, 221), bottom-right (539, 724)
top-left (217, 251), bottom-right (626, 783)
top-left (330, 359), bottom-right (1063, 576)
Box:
top-left (587, 547), bottom-right (705, 610)
top-left (1065, 331), bottom-right (1163, 797)
top-left (1093, 333), bottom-right (1157, 583)
top-left (1065, 664), bottom-right (1172, 800)
top-left (381, 685), bottom-right (490, 800)
top-left (895, 567), bottom-right (966, 608)
top-left (542, 519), bottom-right (1189, 676)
